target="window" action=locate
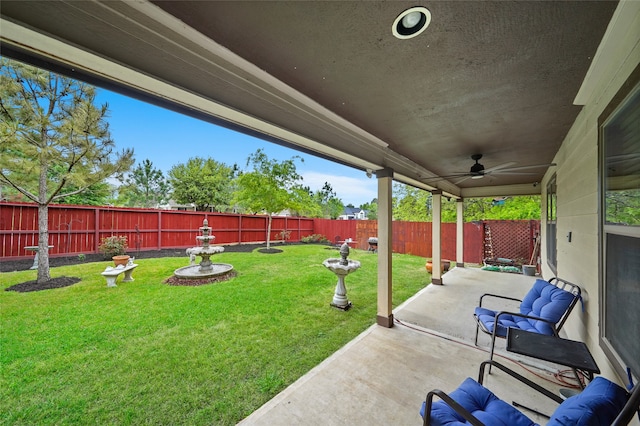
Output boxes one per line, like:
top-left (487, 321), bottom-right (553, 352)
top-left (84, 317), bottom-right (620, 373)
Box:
top-left (546, 174), bottom-right (557, 273)
top-left (599, 69), bottom-right (640, 381)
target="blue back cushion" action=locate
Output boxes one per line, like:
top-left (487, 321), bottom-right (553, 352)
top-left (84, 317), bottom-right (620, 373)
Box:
top-left (519, 279), bottom-right (575, 335)
top-left (475, 279), bottom-right (576, 337)
top-left (548, 377), bottom-right (628, 425)
top-left (420, 377), bottom-right (536, 426)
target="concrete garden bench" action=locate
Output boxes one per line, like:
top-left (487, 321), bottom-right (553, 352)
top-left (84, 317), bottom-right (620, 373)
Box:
top-left (101, 263), bottom-right (138, 287)
top-left (24, 245), bottom-right (54, 270)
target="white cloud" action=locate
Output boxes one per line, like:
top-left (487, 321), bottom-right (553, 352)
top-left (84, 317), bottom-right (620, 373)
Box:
top-left (301, 171), bottom-right (377, 206)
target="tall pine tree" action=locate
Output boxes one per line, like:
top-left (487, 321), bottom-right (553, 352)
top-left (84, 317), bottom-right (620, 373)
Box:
top-left (0, 58), bottom-right (134, 282)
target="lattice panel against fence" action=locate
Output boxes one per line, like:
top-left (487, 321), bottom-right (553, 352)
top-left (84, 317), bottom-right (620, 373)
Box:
top-left (483, 220), bottom-right (538, 264)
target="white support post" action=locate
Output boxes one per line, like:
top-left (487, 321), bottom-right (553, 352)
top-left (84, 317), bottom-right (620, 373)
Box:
top-left (432, 190), bottom-right (442, 285)
top-left (456, 198), bottom-right (464, 267)
top-left (376, 168), bottom-right (394, 327)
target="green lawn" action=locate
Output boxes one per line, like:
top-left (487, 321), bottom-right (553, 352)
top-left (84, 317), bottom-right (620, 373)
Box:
top-left (1, 244), bottom-right (429, 425)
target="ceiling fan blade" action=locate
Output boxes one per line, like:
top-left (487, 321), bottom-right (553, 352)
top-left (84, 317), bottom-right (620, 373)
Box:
top-left (489, 171), bottom-right (539, 176)
top-left (453, 175), bottom-right (472, 185)
top-left (421, 173), bottom-right (470, 182)
top-left (483, 161), bottom-right (517, 174)
top-left (420, 160), bottom-right (555, 185)
top-left (495, 163), bottom-right (556, 172)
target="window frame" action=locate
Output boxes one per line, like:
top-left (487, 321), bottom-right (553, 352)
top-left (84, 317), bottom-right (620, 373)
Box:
top-left (546, 174), bottom-right (557, 274)
top-left (597, 63), bottom-right (640, 381)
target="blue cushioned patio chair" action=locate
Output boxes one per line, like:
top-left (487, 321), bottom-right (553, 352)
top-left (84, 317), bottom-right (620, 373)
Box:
top-left (420, 360), bottom-right (640, 426)
top-left (474, 277), bottom-right (581, 366)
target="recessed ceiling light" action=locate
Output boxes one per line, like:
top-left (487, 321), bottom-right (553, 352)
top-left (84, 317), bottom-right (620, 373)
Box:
top-left (392, 6), bottom-right (431, 40)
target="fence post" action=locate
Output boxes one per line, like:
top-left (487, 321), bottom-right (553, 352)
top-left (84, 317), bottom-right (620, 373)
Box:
top-left (481, 220), bottom-right (486, 262)
top-left (94, 208), bottom-right (100, 254)
top-left (157, 211), bottom-right (162, 250)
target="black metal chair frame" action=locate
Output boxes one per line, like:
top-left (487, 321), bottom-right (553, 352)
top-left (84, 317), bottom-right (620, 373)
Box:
top-left (473, 277), bottom-right (582, 366)
top-left (423, 360), bottom-right (640, 426)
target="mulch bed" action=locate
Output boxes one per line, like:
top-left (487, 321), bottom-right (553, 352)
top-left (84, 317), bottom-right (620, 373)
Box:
top-left (1, 243), bottom-right (297, 292)
top-left (164, 270), bottom-right (237, 286)
top-left (5, 276), bottom-right (81, 293)
top-left (257, 248), bottom-right (283, 254)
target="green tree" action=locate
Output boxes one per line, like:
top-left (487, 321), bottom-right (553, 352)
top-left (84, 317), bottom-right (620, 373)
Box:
top-left (168, 157), bottom-right (235, 211)
top-left (48, 163), bottom-right (113, 206)
top-left (287, 185), bottom-right (321, 218)
top-left (234, 149), bottom-right (314, 249)
top-left (359, 199), bottom-right (378, 220)
top-left (118, 159), bottom-right (170, 208)
top-left (393, 183), bottom-right (431, 221)
top-left (392, 181), bottom-right (541, 222)
top-left (606, 190), bottom-right (640, 225)
top-left (463, 196), bottom-right (540, 221)
top-left (56, 182), bottom-right (113, 206)
top-left (0, 58), bottom-right (134, 282)
top-left (313, 182), bottom-right (344, 219)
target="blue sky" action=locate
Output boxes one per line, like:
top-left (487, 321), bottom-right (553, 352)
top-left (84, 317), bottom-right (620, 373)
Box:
top-left (96, 90), bottom-right (377, 207)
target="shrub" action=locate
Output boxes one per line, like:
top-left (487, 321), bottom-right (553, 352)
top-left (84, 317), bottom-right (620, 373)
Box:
top-left (98, 236), bottom-right (128, 258)
top-left (277, 230), bottom-right (292, 243)
top-left (300, 234), bottom-right (330, 244)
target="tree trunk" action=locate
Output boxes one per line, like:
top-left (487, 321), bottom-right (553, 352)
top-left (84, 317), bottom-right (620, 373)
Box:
top-left (266, 214), bottom-right (272, 250)
top-left (37, 203), bottom-right (51, 283)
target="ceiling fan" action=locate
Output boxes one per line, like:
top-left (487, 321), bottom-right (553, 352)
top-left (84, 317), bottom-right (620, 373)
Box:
top-left (423, 154), bottom-right (556, 185)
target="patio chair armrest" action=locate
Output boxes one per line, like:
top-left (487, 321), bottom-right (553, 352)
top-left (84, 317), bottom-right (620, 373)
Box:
top-left (612, 382), bottom-right (640, 426)
top-left (478, 293), bottom-right (522, 307)
top-left (423, 389), bottom-right (485, 426)
top-left (478, 360), bottom-right (564, 404)
top-left (494, 311), bottom-right (559, 335)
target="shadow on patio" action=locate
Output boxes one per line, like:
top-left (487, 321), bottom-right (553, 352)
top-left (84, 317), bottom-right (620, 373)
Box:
top-left (240, 267), bottom-right (575, 425)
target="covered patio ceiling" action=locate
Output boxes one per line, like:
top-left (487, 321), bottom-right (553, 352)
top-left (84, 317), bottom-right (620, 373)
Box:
top-left (0, 1), bottom-right (617, 198)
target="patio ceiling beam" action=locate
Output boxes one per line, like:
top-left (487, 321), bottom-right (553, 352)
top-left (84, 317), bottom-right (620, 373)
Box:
top-left (574, 1), bottom-right (640, 106)
top-left (0, 18), bottom-right (386, 173)
top-left (461, 183), bottom-right (542, 199)
top-left (0, 6), bottom-right (462, 198)
top-left (392, 172), bottom-right (460, 200)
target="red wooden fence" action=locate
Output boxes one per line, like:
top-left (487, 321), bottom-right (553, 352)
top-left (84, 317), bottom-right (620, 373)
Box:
top-left (0, 203), bottom-right (314, 259)
top-left (353, 220), bottom-right (483, 262)
top-left (313, 219), bottom-right (358, 245)
top-left (0, 202), bottom-right (538, 265)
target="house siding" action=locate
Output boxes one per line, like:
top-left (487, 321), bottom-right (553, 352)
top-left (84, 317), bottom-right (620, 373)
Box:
top-left (541, 2), bottom-right (640, 382)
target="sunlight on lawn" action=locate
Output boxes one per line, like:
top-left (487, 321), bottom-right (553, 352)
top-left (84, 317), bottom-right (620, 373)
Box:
top-left (0, 245), bottom-right (429, 425)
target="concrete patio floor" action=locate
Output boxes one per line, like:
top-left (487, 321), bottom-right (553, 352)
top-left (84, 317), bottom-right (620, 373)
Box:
top-left (239, 267), bottom-right (586, 425)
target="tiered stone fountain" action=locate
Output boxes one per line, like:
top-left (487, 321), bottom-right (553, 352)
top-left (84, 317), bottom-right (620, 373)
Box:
top-left (323, 242), bottom-right (361, 310)
top-left (173, 219), bottom-right (233, 281)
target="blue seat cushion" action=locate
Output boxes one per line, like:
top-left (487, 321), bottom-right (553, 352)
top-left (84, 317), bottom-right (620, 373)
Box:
top-left (548, 377), bottom-right (628, 426)
top-left (420, 377), bottom-right (536, 426)
top-left (475, 279), bottom-right (575, 337)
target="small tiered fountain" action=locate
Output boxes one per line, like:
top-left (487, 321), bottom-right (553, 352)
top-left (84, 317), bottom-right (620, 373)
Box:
top-left (172, 219), bottom-right (233, 282)
top-left (323, 242), bottom-right (361, 310)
